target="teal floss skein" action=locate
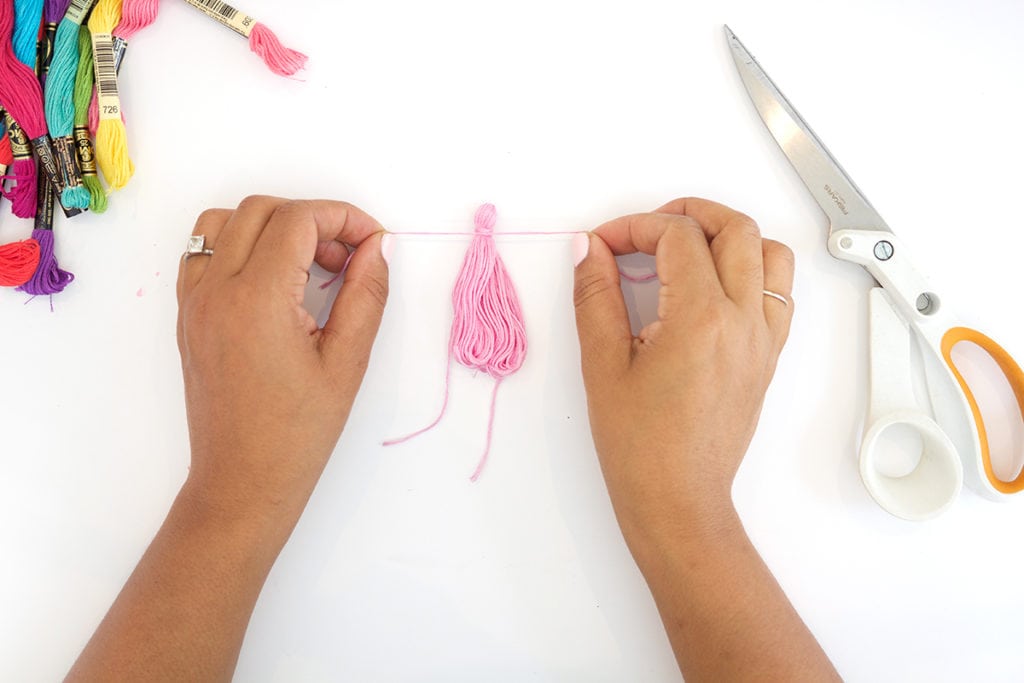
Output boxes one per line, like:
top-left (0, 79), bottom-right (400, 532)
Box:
top-left (13, 0), bottom-right (44, 67)
top-left (46, 11), bottom-right (91, 208)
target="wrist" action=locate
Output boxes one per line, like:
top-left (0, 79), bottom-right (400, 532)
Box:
top-left (175, 471), bottom-right (309, 555)
top-left (614, 493), bottom-right (744, 578)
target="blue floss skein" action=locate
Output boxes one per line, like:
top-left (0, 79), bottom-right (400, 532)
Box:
top-left (46, 6), bottom-right (91, 209)
top-left (13, 0), bottom-right (44, 68)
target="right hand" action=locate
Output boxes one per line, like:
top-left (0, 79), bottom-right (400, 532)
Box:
top-left (572, 197), bottom-right (794, 551)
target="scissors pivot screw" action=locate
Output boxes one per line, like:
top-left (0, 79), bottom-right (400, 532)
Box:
top-left (873, 240), bottom-right (894, 261)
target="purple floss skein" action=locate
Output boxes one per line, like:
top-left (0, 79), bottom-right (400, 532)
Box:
top-left (18, 228), bottom-right (73, 296)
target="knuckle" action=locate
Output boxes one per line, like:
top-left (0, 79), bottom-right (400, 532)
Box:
top-left (731, 214), bottom-right (761, 240)
top-left (269, 200), bottom-right (310, 228)
top-left (195, 208), bottom-right (228, 231)
top-left (236, 194), bottom-right (276, 213)
top-left (351, 271), bottom-right (389, 310)
top-left (573, 270), bottom-right (617, 309)
top-left (764, 239), bottom-right (795, 266)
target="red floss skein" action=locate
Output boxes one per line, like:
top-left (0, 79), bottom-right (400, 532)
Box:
top-left (0, 128), bottom-right (12, 166)
top-left (384, 204), bottom-right (528, 482)
top-left (0, 238), bottom-right (41, 286)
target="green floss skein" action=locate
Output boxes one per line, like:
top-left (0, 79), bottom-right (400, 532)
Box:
top-left (73, 26), bottom-right (105, 213)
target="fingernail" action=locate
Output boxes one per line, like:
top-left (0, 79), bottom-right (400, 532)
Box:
top-left (572, 232), bottom-right (590, 267)
top-left (380, 233), bottom-right (394, 265)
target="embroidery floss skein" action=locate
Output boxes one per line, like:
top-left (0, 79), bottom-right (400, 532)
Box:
top-left (83, 0), bottom-right (152, 151)
top-left (22, 9), bottom-right (74, 297)
top-left (0, 0), bottom-right (68, 201)
top-left (112, 0), bottom-right (158, 44)
top-left (180, 0), bottom-right (307, 77)
top-left (88, 0), bottom-right (133, 191)
top-left (0, 128), bottom-right (12, 171)
top-left (384, 204), bottom-right (528, 482)
top-left (1, 112), bottom-right (36, 217)
top-left (13, 0), bottom-right (44, 68)
top-left (18, 176), bottom-right (73, 295)
top-left (46, 0), bottom-right (96, 209)
top-left (0, 238), bottom-right (40, 286)
top-left (74, 25), bottom-right (105, 212)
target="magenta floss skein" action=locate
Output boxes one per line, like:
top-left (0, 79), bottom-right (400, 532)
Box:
top-left (0, 1), bottom-right (63, 182)
top-left (384, 204), bottom-right (527, 482)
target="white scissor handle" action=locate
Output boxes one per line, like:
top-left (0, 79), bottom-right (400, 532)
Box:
top-left (832, 229), bottom-right (1024, 506)
top-left (860, 288), bottom-right (962, 520)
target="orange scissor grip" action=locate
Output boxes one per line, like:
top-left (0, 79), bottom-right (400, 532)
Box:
top-left (941, 327), bottom-right (1024, 493)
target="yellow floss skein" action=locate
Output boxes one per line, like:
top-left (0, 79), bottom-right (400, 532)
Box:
top-left (88, 0), bottom-right (133, 191)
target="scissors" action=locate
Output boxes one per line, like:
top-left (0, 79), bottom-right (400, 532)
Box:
top-left (725, 26), bottom-right (1024, 520)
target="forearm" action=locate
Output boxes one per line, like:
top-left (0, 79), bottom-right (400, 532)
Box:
top-left (626, 503), bottom-right (839, 682)
top-left (67, 477), bottom-right (305, 682)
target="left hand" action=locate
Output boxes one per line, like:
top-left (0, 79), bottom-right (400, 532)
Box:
top-left (176, 196), bottom-right (389, 523)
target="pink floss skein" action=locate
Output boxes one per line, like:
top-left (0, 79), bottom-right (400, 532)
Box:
top-left (384, 203), bottom-right (528, 482)
top-left (114, 0), bottom-right (159, 39)
top-left (179, 0), bottom-right (307, 77)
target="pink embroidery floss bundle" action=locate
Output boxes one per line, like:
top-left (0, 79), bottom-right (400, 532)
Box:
top-left (180, 0), bottom-right (307, 76)
top-left (384, 204), bottom-right (528, 482)
top-left (0, 0), bottom-right (63, 211)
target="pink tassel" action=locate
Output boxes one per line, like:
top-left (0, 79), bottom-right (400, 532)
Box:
top-left (384, 203), bottom-right (527, 481)
top-left (249, 22), bottom-right (307, 76)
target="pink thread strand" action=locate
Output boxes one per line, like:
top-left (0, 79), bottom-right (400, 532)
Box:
top-left (383, 204), bottom-right (528, 481)
top-left (318, 247), bottom-right (356, 290)
top-left (381, 354), bottom-right (453, 447)
top-left (469, 379), bottom-right (502, 482)
top-left (386, 229), bottom-right (585, 236)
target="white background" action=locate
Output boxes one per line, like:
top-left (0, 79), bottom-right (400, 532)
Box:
top-left (2, 0), bottom-right (1023, 680)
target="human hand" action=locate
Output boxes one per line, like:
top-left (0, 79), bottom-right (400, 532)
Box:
top-left (572, 197), bottom-right (794, 549)
top-left (176, 197), bottom-right (389, 524)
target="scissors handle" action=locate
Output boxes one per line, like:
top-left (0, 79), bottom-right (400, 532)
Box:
top-left (837, 229), bottom-right (1024, 506)
top-left (941, 327), bottom-right (1024, 495)
top-left (861, 288), bottom-right (962, 520)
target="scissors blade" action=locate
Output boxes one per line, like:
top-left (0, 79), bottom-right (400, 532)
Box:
top-left (725, 26), bottom-right (891, 235)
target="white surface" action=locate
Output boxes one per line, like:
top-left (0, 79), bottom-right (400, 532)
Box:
top-left (2, 0), bottom-right (1024, 680)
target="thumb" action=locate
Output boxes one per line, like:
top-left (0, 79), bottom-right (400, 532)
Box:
top-left (573, 232), bottom-right (632, 388)
top-left (320, 231), bottom-right (389, 378)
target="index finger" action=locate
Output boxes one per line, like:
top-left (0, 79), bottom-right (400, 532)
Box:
top-left (244, 200), bottom-right (385, 282)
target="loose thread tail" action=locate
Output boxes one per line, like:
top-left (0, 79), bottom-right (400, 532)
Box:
top-left (382, 353), bottom-right (453, 447)
top-left (248, 22), bottom-right (307, 76)
top-left (619, 270), bottom-right (658, 283)
top-left (469, 378), bottom-right (502, 482)
top-left (317, 247), bottom-right (356, 290)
